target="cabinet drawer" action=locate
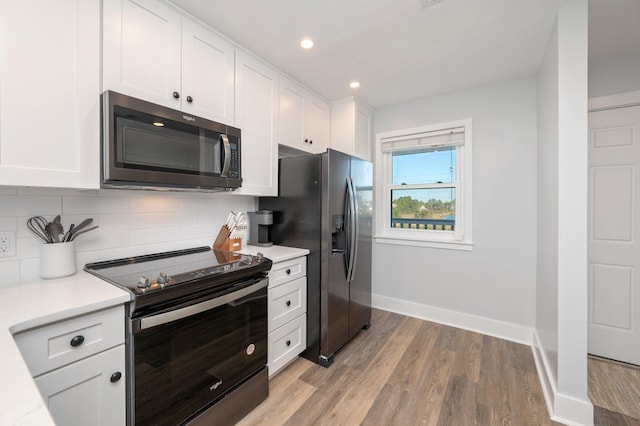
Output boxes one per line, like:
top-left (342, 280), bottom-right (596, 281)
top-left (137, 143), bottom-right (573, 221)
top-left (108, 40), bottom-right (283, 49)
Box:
top-left (268, 277), bottom-right (306, 332)
top-left (268, 313), bottom-right (306, 377)
top-left (15, 305), bottom-right (124, 377)
top-left (268, 256), bottom-right (306, 288)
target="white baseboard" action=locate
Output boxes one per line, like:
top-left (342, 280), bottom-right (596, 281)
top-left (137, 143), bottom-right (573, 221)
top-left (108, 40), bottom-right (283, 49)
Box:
top-left (371, 293), bottom-right (533, 345)
top-left (532, 330), bottom-right (594, 426)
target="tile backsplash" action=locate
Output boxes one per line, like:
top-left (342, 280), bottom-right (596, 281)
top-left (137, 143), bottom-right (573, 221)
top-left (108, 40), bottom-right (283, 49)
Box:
top-left (0, 187), bottom-right (255, 287)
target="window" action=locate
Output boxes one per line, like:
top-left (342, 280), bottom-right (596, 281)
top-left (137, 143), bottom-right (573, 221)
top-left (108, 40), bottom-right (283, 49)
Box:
top-left (375, 119), bottom-right (472, 250)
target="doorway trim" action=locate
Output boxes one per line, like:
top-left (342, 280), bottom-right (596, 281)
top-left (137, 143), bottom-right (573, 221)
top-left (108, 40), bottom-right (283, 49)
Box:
top-left (589, 89), bottom-right (640, 112)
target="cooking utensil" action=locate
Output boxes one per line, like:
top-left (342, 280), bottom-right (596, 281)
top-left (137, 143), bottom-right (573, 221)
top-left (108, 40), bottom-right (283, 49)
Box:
top-left (27, 216), bottom-right (51, 243)
top-left (46, 221), bottom-right (63, 243)
top-left (66, 218), bottom-right (93, 241)
top-left (63, 224), bottom-right (75, 243)
top-left (69, 225), bottom-right (99, 241)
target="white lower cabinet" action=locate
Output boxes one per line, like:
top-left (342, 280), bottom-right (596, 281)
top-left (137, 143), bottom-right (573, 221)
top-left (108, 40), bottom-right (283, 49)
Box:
top-left (35, 345), bottom-right (126, 426)
top-left (14, 305), bottom-right (125, 426)
top-left (268, 256), bottom-right (307, 377)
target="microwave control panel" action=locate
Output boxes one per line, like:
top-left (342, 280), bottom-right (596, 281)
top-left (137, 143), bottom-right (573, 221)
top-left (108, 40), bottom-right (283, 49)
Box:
top-left (229, 142), bottom-right (239, 178)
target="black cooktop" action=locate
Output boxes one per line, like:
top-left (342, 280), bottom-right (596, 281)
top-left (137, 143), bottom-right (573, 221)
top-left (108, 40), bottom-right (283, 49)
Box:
top-left (85, 246), bottom-right (271, 301)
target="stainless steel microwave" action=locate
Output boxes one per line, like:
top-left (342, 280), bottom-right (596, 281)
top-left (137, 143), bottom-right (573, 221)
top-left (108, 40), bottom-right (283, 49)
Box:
top-left (101, 91), bottom-right (241, 191)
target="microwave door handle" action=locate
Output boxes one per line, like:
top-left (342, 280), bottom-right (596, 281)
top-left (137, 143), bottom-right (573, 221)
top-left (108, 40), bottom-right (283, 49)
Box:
top-left (220, 134), bottom-right (231, 177)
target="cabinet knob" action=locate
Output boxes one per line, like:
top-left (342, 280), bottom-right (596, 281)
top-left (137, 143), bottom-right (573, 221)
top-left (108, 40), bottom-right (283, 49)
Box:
top-left (304, 139), bottom-right (309, 144)
top-left (309, 139), bottom-right (313, 144)
top-left (70, 335), bottom-right (85, 347)
top-left (110, 372), bottom-right (122, 383)
top-left (286, 300), bottom-right (291, 307)
top-left (186, 95), bottom-right (193, 103)
top-left (173, 91), bottom-right (180, 99)
top-left (286, 269), bottom-right (291, 275)
top-left (286, 340), bottom-right (291, 347)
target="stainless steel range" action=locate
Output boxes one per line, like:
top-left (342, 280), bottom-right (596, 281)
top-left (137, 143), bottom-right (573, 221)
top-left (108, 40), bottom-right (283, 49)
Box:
top-left (85, 246), bottom-right (272, 426)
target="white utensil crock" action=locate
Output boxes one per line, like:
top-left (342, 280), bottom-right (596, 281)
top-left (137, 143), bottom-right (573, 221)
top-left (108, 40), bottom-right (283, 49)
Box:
top-left (40, 241), bottom-right (77, 279)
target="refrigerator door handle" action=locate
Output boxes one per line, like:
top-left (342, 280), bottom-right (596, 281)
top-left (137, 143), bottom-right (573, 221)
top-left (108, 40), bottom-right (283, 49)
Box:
top-left (350, 176), bottom-right (359, 282)
top-left (346, 176), bottom-right (358, 282)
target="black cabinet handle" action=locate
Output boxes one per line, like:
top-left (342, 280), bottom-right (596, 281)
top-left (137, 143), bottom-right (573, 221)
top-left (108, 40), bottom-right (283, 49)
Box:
top-left (173, 91), bottom-right (180, 99)
top-left (286, 269), bottom-right (291, 275)
top-left (70, 335), bottom-right (85, 347)
top-left (309, 139), bottom-right (313, 144)
top-left (286, 340), bottom-right (291, 346)
top-left (286, 300), bottom-right (291, 307)
top-left (304, 138), bottom-right (309, 144)
top-left (186, 95), bottom-right (193, 103)
top-left (110, 372), bottom-right (122, 383)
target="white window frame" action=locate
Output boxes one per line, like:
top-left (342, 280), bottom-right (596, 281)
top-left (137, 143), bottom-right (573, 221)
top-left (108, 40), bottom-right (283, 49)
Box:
top-left (374, 118), bottom-right (473, 251)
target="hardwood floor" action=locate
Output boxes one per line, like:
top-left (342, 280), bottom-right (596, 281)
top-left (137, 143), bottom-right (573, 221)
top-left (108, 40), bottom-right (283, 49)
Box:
top-left (239, 309), bottom-right (561, 426)
top-left (589, 355), bottom-right (640, 426)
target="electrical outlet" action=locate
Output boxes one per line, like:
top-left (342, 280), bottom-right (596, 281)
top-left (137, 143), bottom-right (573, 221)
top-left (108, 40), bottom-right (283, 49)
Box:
top-left (0, 231), bottom-right (16, 257)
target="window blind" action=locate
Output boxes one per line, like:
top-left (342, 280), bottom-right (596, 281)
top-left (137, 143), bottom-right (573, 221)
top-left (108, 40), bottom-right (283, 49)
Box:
top-left (380, 127), bottom-right (465, 152)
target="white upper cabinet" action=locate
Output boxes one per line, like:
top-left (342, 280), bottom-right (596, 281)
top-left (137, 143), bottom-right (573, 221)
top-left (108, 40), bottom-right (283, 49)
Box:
top-left (279, 76), bottom-right (329, 154)
top-left (180, 18), bottom-right (234, 124)
top-left (103, 0), bottom-right (234, 125)
top-left (0, 0), bottom-right (101, 189)
top-left (330, 97), bottom-right (372, 161)
top-left (305, 94), bottom-right (330, 154)
top-left (234, 52), bottom-right (279, 196)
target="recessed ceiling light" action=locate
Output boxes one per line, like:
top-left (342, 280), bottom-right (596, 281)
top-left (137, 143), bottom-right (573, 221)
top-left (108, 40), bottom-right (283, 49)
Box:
top-left (300, 38), bottom-right (314, 49)
top-left (350, 81), bottom-right (360, 89)
top-left (152, 121), bottom-right (165, 127)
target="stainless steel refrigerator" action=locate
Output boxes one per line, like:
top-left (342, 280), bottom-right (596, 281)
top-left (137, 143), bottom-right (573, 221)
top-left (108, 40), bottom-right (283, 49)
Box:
top-left (259, 149), bottom-right (373, 367)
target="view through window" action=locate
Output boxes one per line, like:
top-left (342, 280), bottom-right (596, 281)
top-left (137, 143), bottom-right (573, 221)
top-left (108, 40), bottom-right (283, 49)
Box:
top-left (391, 146), bottom-right (457, 231)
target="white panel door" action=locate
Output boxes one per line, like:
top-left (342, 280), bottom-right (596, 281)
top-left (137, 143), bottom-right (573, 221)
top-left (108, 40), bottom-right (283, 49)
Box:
top-left (181, 19), bottom-right (234, 125)
top-left (103, 0), bottom-right (182, 109)
top-left (0, 0), bottom-right (100, 188)
top-left (234, 52), bottom-right (278, 196)
top-left (588, 104), bottom-right (640, 365)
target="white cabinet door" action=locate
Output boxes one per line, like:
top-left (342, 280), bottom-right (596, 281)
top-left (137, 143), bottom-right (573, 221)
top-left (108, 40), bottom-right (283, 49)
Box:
top-left (279, 77), bottom-right (306, 151)
top-left (330, 98), bottom-right (372, 161)
top-left (182, 18), bottom-right (234, 125)
top-left (103, 0), bottom-right (182, 109)
top-left (234, 52), bottom-right (278, 196)
top-left (305, 95), bottom-right (330, 154)
top-left (35, 345), bottom-right (126, 426)
top-left (354, 101), bottom-right (372, 161)
top-left (0, 0), bottom-right (100, 189)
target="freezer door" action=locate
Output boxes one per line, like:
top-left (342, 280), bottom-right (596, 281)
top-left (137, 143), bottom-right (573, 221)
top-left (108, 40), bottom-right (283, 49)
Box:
top-left (322, 150), bottom-right (351, 357)
top-left (348, 156), bottom-right (373, 338)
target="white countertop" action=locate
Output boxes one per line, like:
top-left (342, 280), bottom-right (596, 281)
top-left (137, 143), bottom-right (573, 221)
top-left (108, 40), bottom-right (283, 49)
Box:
top-left (0, 245), bottom-right (306, 425)
top-left (239, 244), bottom-right (309, 263)
top-left (0, 271), bottom-right (131, 426)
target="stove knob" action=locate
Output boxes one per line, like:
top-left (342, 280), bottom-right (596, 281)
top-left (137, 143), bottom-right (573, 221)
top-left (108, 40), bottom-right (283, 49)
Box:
top-left (137, 276), bottom-right (151, 289)
top-left (157, 272), bottom-right (169, 286)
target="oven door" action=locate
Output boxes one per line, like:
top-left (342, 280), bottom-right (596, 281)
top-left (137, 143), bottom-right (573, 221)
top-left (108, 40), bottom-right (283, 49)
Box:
top-left (131, 278), bottom-right (267, 426)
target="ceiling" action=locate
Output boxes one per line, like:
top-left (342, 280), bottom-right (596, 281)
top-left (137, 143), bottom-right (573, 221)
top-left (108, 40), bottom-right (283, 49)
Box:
top-left (170, 0), bottom-right (640, 109)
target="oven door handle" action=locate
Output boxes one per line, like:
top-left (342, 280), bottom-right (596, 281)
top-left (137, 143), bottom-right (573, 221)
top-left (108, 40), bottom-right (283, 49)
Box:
top-left (137, 279), bottom-right (268, 331)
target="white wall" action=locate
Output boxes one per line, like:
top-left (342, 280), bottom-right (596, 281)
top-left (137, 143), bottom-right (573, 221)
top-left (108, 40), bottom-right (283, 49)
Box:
top-left (372, 77), bottom-right (538, 338)
top-left (534, 0), bottom-right (592, 424)
top-left (536, 11), bottom-right (560, 397)
top-left (0, 187), bottom-right (254, 287)
top-left (589, 51), bottom-right (640, 98)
